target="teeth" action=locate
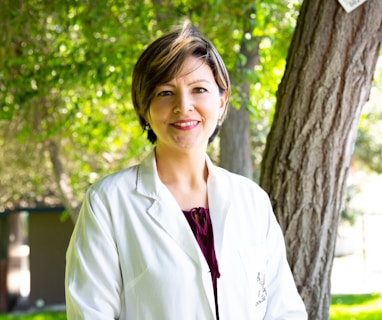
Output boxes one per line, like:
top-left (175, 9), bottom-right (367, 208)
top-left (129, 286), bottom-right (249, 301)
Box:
top-left (175, 121), bottom-right (198, 127)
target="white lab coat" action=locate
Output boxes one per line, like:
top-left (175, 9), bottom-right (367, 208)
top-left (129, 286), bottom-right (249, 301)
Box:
top-left (65, 151), bottom-right (307, 319)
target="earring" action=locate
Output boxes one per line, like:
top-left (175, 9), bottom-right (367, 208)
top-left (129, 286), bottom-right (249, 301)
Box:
top-left (145, 123), bottom-right (151, 130)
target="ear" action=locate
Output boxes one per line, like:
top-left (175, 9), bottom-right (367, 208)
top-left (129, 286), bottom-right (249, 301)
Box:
top-left (219, 90), bottom-right (229, 119)
top-left (145, 110), bottom-right (152, 125)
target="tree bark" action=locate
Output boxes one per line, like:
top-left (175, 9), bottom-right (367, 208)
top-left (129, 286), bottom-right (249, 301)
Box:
top-left (260, 1), bottom-right (382, 319)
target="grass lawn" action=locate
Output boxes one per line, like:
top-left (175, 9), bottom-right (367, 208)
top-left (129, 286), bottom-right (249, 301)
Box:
top-left (0, 312), bottom-right (66, 320)
top-left (0, 293), bottom-right (381, 319)
top-left (330, 293), bottom-right (382, 320)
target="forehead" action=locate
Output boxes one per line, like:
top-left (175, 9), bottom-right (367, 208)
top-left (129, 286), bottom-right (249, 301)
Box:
top-left (173, 56), bottom-right (214, 82)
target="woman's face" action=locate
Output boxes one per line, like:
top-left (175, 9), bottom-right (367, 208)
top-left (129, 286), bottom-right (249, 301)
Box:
top-left (148, 56), bottom-right (228, 154)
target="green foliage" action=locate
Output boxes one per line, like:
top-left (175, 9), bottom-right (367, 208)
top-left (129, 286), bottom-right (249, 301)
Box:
top-left (340, 185), bottom-right (363, 225)
top-left (354, 102), bottom-right (382, 174)
top-left (0, 0), bottom-right (302, 206)
top-left (0, 0), bottom-right (154, 206)
top-left (353, 55), bottom-right (382, 174)
top-left (0, 0), bottom-right (379, 208)
top-left (249, 1), bottom-right (301, 181)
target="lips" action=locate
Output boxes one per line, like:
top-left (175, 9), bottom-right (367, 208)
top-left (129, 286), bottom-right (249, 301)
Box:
top-left (172, 120), bottom-right (199, 129)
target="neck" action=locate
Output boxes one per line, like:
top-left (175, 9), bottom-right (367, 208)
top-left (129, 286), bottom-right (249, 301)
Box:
top-left (154, 146), bottom-right (209, 210)
top-left (155, 146), bottom-right (207, 185)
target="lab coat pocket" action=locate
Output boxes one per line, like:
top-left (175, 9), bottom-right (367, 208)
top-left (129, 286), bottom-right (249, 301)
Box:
top-left (239, 244), bottom-right (267, 317)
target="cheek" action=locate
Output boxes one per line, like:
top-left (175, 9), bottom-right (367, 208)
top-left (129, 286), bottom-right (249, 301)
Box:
top-left (148, 104), bottom-right (161, 120)
top-left (148, 106), bottom-right (169, 126)
top-left (206, 99), bottom-right (224, 120)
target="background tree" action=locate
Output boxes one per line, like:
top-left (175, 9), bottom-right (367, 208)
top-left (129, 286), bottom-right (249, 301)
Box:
top-left (260, 1), bottom-right (382, 319)
top-left (219, 1), bottom-right (297, 179)
top-left (0, 0), bottom-right (156, 220)
top-left (354, 66), bottom-right (382, 174)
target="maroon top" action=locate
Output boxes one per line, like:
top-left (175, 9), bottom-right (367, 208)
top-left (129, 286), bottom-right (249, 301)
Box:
top-left (182, 207), bottom-right (220, 319)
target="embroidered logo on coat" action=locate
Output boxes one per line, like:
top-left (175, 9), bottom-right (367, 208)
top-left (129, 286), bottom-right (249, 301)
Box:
top-left (255, 272), bottom-right (267, 306)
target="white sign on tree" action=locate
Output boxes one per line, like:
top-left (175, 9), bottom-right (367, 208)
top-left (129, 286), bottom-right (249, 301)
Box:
top-left (338, 0), bottom-right (368, 13)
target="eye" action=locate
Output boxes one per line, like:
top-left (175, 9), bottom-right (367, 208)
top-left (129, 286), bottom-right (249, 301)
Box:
top-left (157, 90), bottom-right (173, 97)
top-left (193, 87), bottom-right (207, 94)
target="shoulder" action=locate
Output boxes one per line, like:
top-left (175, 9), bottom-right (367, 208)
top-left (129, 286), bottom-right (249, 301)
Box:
top-left (210, 165), bottom-right (275, 240)
top-left (212, 165), bottom-right (269, 198)
top-left (90, 150), bottom-right (156, 195)
top-left (88, 163), bottom-right (140, 198)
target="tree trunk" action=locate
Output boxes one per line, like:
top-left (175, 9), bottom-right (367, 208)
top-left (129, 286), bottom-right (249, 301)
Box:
top-left (219, 29), bottom-right (260, 179)
top-left (260, 1), bottom-right (382, 319)
top-left (47, 139), bottom-right (80, 223)
top-left (220, 106), bottom-right (252, 178)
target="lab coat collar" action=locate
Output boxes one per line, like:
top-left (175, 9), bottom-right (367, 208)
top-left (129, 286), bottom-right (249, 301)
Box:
top-left (206, 156), bottom-right (231, 261)
top-left (135, 150), bottom-right (232, 318)
top-left (136, 149), bottom-right (232, 210)
top-left (136, 150), bottom-right (232, 261)
top-left (136, 150), bottom-right (211, 268)
top-left (135, 150), bottom-right (160, 200)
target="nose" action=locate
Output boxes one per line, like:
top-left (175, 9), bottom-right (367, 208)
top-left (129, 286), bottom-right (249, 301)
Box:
top-left (174, 91), bottom-right (194, 113)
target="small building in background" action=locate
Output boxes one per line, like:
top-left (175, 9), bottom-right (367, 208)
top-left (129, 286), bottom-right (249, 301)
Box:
top-left (0, 207), bottom-right (74, 312)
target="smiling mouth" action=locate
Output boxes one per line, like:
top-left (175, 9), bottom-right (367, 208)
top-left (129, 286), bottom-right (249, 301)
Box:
top-left (173, 120), bottom-right (199, 127)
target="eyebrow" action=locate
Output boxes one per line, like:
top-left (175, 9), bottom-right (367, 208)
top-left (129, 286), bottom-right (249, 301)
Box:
top-left (188, 79), bottom-right (212, 86)
top-left (159, 79), bottom-right (212, 87)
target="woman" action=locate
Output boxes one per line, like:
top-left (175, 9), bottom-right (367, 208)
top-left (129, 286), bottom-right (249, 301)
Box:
top-left (65, 22), bottom-right (307, 319)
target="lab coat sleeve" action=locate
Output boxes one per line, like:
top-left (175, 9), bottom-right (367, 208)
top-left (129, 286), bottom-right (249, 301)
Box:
top-left (65, 187), bottom-right (122, 320)
top-left (264, 199), bottom-right (308, 319)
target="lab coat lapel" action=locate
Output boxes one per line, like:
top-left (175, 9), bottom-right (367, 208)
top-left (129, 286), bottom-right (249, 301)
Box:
top-left (136, 152), bottom-right (207, 268)
top-left (136, 152), bottom-right (227, 318)
top-left (206, 156), bottom-right (232, 262)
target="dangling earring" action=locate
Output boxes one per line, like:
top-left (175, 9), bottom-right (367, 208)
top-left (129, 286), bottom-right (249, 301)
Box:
top-left (145, 123), bottom-right (151, 131)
